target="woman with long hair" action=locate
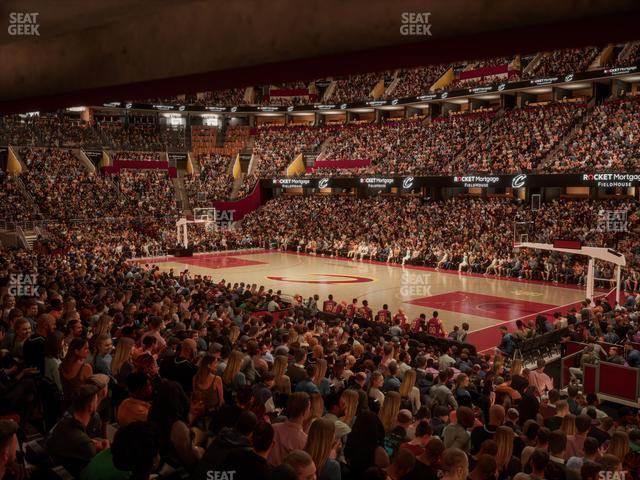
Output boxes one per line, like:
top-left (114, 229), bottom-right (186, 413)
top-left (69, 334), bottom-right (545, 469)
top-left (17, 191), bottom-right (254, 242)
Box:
top-left (313, 359), bottom-right (331, 396)
top-left (606, 430), bottom-right (630, 464)
top-left (305, 418), bottom-right (341, 480)
top-left (340, 389), bottom-right (359, 427)
top-left (509, 358), bottom-right (529, 394)
top-left (147, 380), bottom-right (201, 471)
top-left (561, 414), bottom-right (576, 437)
top-left (222, 350), bottom-right (246, 400)
top-left (494, 425), bottom-right (521, 480)
top-left (378, 391), bottom-right (401, 432)
top-left (344, 410), bottom-right (388, 479)
top-left (111, 337), bottom-right (135, 382)
top-left (398, 369), bottom-right (421, 414)
top-left (272, 355), bottom-right (291, 394)
top-left (59, 337), bottom-right (93, 406)
top-left (228, 326), bottom-right (241, 345)
top-left (92, 314), bottom-right (114, 338)
top-left (192, 354), bottom-right (223, 413)
top-left (304, 393), bottom-right (325, 433)
top-left (518, 385), bottom-right (540, 425)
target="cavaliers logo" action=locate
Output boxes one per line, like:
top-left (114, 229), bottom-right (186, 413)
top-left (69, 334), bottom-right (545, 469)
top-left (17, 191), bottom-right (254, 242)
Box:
top-left (266, 274), bottom-right (374, 284)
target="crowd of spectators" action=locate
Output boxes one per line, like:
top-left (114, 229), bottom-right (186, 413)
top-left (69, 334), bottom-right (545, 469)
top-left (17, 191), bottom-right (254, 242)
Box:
top-left (250, 125), bottom-right (332, 179)
top-left (548, 96), bottom-right (640, 172)
top-left (0, 192), bottom-right (639, 480)
top-left (18, 148), bottom-right (177, 221)
top-left (201, 88), bottom-right (247, 105)
top-left (525, 47), bottom-right (600, 78)
top-left (389, 65), bottom-right (447, 98)
top-left (0, 172), bottom-right (36, 221)
top-left (116, 170), bottom-right (178, 218)
top-left (455, 103), bottom-right (586, 173)
top-left (0, 115), bottom-right (187, 152)
top-left (0, 115), bottom-right (102, 148)
top-left (330, 73), bottom-right (385, 104)
top-left (239, 195), bottom-right (639, 279)
top-left (20, 148), bottom-right (125, 221)
top-left (185, 153), bottom-right (234, 206)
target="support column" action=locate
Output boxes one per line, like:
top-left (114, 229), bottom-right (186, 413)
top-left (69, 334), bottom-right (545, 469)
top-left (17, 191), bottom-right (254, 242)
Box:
top-left (615, 265), bottom-right (622, 305)
top-left (586, 257), bottom-right (595, 303)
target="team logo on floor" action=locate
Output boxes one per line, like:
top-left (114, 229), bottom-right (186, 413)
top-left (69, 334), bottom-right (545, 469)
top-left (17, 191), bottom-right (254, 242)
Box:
top-left (266, 273), bottom-right (374, 284)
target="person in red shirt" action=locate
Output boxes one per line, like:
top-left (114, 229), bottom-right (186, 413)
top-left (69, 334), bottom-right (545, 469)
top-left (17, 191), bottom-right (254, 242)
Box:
top-left (358, 300), bottom-right (373, 322)
top-left (322, 294), bottom-right (337, 313)
top-left (412, 313), bottom-right (427, 333)
top-left (427, 311), bottom-right (447, 338)
top-left (376, 304), bottom-right (391, 324)
top-left (345, 298), bottom-right (358, 319)
top-left (393, 308), bottom-right (408, 328)
top-left (333, 301), bottom-right (346, 315)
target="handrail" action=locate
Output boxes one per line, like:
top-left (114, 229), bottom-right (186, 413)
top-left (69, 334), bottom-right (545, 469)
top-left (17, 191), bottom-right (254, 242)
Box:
top-left (15, 226), bottom-right (29, 249)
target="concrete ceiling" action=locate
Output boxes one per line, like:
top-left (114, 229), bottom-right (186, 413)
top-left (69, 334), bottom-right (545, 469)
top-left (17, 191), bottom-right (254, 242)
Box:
top-left (1, 0), bottom-right (640, 112)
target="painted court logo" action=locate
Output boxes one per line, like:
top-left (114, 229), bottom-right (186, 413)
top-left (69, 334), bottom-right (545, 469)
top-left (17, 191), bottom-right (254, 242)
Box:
top-left (267, 274), bottom-right (373, 284)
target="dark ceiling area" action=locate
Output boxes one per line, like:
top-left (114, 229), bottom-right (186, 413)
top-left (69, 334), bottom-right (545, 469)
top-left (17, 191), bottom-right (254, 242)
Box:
top-left (1, 0), bottom-right (640, 114)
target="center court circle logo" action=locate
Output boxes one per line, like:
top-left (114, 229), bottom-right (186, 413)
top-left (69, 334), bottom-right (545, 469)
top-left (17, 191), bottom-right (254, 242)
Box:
top-left (266, 274), bottom-right (373, 284)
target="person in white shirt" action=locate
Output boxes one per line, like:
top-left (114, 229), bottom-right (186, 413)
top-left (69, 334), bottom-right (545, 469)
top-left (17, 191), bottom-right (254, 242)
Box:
top-left (402, 247), bottom-right (412, 266)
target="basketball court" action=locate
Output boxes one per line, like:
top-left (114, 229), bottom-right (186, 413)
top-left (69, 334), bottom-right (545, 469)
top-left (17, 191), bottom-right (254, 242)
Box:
top-left (137, 249), bottom-right (606, 351)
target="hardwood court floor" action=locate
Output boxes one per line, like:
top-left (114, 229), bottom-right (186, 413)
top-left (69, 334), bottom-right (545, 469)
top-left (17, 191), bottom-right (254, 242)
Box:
top-left (143, 250), bottom-right (596, 352)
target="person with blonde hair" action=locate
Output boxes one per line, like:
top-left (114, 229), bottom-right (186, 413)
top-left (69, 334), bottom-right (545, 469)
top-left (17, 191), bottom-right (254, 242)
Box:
top-left (313, 358), bottom-right (331, 396)
top-left (304, 393), bottom-right (325, 433)
top-left (91, 314), bottom-right (113, 338)
top-left (495, 425), bottom-right (521, 479)
top-left (560, 413), bottom-right (576, 437)
top-left (606, 430), bottom-right (630, 464)
top-left (222, 350), bottom-right (246, 398)
top-left (110, 337), bottom-right (135, 382)
top-left (340, 389), bottom-right (359, 427)
top-left (399, 369), bottom-right (421, 414)
top-left (272, 354), bottom-right (292, 395)
top-left (379, 391), bottom-right (401, 432)
top-left (304, 418), bottom-right (341, 480)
